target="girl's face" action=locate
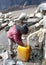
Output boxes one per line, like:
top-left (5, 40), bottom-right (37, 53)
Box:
top-left (16, 20), bottom-right (23, 26)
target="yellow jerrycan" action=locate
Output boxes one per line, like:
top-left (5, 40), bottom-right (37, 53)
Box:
top-left (17, 45), bottom-right (30, 61)
top-left (17, 35), bottom-right (31, 61)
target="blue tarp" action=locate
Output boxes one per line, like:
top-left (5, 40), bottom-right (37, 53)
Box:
top-left (0, 0), bottom-right (46, 10)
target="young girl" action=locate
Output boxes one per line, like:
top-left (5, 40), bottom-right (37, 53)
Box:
top-left (7, 19), bottom-right (28, 54)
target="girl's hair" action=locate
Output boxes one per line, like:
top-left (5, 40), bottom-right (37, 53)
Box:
top-left (21, 24), bottom-right (28, 34)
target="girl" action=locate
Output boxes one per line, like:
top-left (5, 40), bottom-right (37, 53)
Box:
top-left (7, 19), bottom-right (28, 54)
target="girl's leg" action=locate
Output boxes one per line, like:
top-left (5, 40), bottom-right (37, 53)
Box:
top-left (8, 39), bottom-right (13, 54)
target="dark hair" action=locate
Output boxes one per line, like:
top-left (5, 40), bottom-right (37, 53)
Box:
top-left (21, 24), bottom-right (28, 34)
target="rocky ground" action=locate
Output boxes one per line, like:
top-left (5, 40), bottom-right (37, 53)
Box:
top-left (0, 7), bottom-right (46, 65)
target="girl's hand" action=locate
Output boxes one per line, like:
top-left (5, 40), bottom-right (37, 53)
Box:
top-left (23, 43), bottom-right (27, 47)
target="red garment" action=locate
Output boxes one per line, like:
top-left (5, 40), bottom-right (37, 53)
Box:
top-left (7, 25), bottom-right (23, 45)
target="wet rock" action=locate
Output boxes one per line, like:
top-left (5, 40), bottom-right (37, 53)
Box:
top-left (16, 61), bottom-right (24, 65)
top-left (3, 59), bottom-right (16, 65)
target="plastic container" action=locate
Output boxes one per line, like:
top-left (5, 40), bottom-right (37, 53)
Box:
top-left (17, 45), bottom-right (30, 61)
